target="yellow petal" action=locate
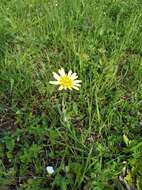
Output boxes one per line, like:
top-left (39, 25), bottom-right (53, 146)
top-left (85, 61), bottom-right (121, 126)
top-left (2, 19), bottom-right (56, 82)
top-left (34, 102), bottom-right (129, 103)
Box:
top-left (71, 73), bottom-right (78, 80)
top-left (72, 86), bottom-right (79, 90)
top-left (74, 83), bottom-right (81, 87)
top-left (59, 85), bottom-right (63, 90)
top-left (49, 81), bottom-right (59, 85)
top-left (53, 72), bottom-right (60, 80)
top-left (58, 68), bottom-right (65, 76)
top-left (74, 80), bottom-right (82, 84)
top-left (68, 70), bottom-right (72, 77)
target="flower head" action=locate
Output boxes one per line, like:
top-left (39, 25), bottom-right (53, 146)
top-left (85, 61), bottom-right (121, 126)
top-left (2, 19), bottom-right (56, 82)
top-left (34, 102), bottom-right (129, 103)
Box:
top-left (46, 166), bottom-right (54, 174)
top-left (49, 68), bottom-right (82, 90)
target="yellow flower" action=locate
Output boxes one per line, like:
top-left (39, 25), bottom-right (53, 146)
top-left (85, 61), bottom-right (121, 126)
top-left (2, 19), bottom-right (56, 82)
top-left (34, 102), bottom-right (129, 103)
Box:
top-left (49, 68), bottom-right (82, 90)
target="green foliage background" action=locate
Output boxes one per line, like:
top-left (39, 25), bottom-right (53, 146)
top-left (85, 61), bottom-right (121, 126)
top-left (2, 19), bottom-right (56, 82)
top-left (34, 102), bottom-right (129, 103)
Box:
top-left (0, 0), bottom-right (142, 189)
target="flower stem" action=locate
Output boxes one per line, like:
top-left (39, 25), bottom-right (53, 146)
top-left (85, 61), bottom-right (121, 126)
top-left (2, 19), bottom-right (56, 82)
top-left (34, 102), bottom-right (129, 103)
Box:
top-left (61, 95), bottom-right (65, 112)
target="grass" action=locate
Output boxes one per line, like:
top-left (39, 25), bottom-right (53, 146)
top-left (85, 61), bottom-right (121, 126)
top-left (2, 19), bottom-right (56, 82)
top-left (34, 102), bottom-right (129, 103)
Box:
top-left (0, 0), bottom-right (142, 189)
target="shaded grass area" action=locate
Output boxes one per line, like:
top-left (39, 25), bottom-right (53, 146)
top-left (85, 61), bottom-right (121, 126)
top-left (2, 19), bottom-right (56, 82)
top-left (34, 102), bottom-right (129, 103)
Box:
top-left (0, 0), bottom-right (142, 189)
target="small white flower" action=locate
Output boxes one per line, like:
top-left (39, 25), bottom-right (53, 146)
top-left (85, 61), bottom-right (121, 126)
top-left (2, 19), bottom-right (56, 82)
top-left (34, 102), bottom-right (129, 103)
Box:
top-left (46, 166), bottom-right (54, 174)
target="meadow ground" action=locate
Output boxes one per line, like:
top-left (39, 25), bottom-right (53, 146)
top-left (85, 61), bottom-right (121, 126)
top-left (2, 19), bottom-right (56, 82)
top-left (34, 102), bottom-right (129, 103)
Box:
top-left (0, 0), bottom-right (142, 189)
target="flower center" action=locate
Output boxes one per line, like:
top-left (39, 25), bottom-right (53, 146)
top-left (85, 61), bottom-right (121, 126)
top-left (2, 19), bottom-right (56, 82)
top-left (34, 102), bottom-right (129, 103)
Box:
top-left (59, 75), bottom-right (73, 88)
